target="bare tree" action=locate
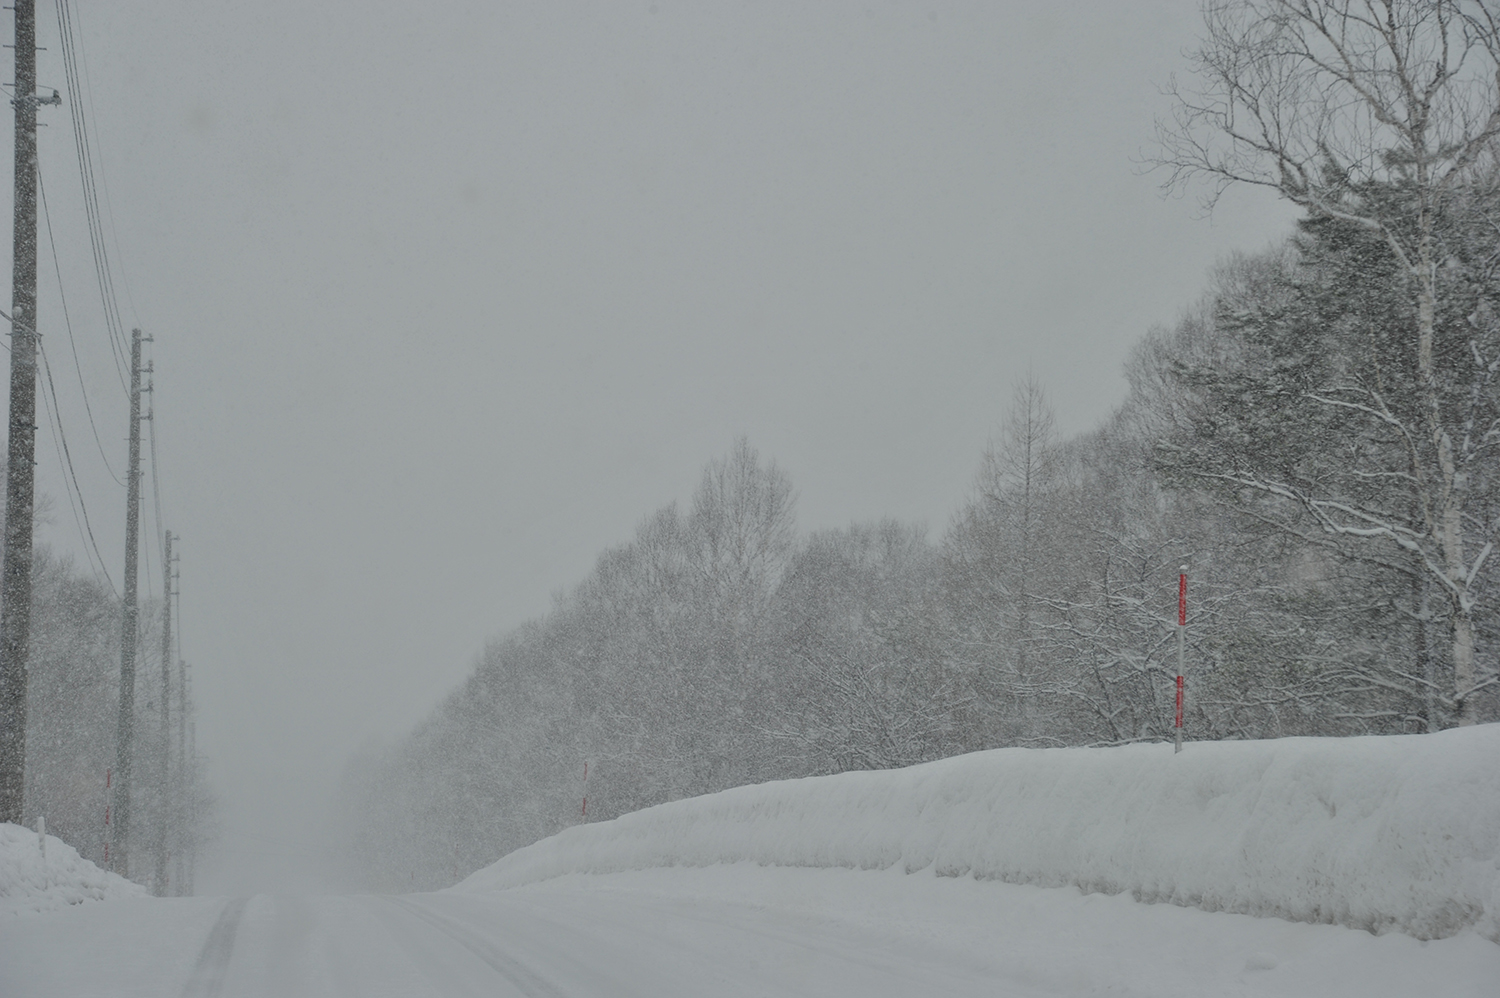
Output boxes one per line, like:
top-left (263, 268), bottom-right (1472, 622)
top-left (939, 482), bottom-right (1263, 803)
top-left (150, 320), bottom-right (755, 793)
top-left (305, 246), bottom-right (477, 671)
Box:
top-left (1156, 0), bottom-right (1500, 723)
top-left (944, 377), bottom-right (1063, 743)
top-left (772, 522), bottom-right (966, 771)
top-left (689, 437), bottom-right (798, 634)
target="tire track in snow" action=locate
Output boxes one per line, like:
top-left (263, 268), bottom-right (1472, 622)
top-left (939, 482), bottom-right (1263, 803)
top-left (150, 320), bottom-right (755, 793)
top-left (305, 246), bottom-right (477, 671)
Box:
top-left (379, 895), bottom-right (570, 998)
top-left (179, 897), bottom-right (249, 998)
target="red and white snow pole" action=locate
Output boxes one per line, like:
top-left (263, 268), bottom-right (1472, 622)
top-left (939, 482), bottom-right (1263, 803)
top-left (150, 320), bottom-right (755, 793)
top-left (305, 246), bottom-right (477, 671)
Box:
top-left (1175, 568), bottom-right (1187, 754)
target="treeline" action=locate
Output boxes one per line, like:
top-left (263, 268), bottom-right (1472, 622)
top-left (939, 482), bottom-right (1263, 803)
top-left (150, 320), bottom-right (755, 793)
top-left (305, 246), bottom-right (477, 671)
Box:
top-left (19, 543), bottom-right (212, 891)
top-left (333, 195), bottom-right (1500, 891)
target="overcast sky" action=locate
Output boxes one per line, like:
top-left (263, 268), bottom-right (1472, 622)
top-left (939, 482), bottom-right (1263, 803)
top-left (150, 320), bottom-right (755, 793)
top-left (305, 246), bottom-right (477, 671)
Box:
top-left (5, 1), bottom-right (1299, 892)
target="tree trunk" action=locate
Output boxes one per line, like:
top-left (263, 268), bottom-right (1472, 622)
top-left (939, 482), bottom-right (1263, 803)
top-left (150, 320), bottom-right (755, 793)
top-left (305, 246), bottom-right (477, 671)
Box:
top-left (1414, 203), bottom-right (1476, 727)
top-left (1452, 606), bottom-right (1477, 726)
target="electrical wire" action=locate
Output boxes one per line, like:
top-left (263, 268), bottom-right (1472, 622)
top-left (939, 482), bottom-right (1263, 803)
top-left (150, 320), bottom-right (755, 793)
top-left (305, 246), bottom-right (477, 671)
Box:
top-left (67, 10), bottom-right (141, 331)
top-left (53, 0), bottom-right (173, 609)
top-left (35, 151), bottom-right (127, 592)
top-left (61, 0), bottom-right (139, 340)
top-left (39, 162), bottom-right (125, 486)
top-left (0, 298), bottom-right (119, 594)
top-left (35, 353), bottom-right (96, 576)
top-left (55, 0), bottom-right (131, 395)
top-left (38, 338), bottom-right (118, 596)
top-left (57, 0), bottom-right (129, 372)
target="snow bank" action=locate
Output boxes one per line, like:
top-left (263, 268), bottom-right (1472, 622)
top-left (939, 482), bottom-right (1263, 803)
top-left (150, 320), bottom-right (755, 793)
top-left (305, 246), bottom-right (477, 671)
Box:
top-left (0, 822), bottom-right (146, 916)
top-left (457, 726), bottom-right (1500, 941)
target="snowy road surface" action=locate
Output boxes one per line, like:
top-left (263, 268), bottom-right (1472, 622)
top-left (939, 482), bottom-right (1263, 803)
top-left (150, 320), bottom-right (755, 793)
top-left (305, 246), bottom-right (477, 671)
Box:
top-left (2, 865), bottom-right (1496, 997)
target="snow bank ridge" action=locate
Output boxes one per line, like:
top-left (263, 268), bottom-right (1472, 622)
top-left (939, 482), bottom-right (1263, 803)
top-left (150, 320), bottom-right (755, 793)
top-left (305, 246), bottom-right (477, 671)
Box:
top-left (458, 727), bottom-right (1500, 942)
top-left (0, 822), bottom-right (147, 916)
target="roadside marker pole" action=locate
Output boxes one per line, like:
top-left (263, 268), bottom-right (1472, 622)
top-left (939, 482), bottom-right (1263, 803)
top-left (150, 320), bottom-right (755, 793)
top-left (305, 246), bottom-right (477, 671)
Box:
top-left (1175, 569), bottom-right (1186, 754)
top-left (103, 768), bottom-right (112, 867)
top-left (580, 760), bottom-right (589, 819)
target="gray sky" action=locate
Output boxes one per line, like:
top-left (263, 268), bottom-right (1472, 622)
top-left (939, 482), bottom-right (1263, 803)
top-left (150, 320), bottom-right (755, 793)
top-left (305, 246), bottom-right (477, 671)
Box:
top-left (7, 1), bottom-right (1298, 892)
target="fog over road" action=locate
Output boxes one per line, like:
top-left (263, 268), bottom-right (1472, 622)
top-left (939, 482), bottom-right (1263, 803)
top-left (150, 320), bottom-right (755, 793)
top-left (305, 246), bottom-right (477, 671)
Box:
top-left (3, 866), bottom-right (1494, 998)
top-left (3, 885), bottom-right (1023, 997)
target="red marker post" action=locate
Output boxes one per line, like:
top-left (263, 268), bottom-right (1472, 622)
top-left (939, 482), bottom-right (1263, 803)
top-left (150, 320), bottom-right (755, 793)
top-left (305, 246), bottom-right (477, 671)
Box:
top-left (1175, 569), bottom-right (1187, 754)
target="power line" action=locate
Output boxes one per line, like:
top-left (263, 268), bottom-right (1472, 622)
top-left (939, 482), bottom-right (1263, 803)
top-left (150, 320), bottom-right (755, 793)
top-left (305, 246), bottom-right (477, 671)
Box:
top-left (54, 0), bottom-right (170, 598)
top-left (0, 303), bottom-right (118, 594)
top-left (56, 0), bottom-right (128, 365)
top-left (59, 0), bottom-right (136, 339)
top-left (66, 4), bottom-right (141, 331)
top-left (38, 161), bottom-right (125, 486)
top-left (37, 339), bottom-right (117, 595)
top-left (50, 2), bottom-right (170, 608)
top-left (35, 346), bottom-right (99, 579)
top-left (54, 0), bottom-right (131, 395)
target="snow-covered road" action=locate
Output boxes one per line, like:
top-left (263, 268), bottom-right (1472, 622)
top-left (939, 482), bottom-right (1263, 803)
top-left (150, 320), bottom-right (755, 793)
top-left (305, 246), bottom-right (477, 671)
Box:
top-left (2, 865), bottom-right (1495, 997)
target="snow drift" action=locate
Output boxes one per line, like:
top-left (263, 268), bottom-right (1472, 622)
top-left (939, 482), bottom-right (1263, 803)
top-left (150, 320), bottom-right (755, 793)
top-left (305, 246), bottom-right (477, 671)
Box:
top-left (0, 822), bottom-right (147, 916)
top-left (457, 726), bottom-right (1500, 941)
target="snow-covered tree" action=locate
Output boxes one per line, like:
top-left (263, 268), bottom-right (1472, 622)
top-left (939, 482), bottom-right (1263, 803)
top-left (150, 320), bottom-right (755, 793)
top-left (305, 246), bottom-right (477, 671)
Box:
top-left (944, 378), bottom-right (1067, 745)
top-left (770, 521), bottom-right (963, 770)
top-left (1156, 0), bottom-right (1500, 723)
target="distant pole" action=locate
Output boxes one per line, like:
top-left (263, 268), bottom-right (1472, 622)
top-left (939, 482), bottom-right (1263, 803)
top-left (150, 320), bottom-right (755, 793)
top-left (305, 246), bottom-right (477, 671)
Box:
top-left (185, 667), bottom-right (195, 896)
top-left (1175, 568), bottom-right (1187, 754)
top-left (113, 328), bottom-right (149, 876)
top-left (102, 768), bottom-right (111, 866)
top-left (152, 532), bottom-right (173, 895)
top-left (176, 657), bottom-right (186, 894)
top-left (0, 0), bottom-right (41, 827)
top-left (580, 759), bottom-right (589, 819)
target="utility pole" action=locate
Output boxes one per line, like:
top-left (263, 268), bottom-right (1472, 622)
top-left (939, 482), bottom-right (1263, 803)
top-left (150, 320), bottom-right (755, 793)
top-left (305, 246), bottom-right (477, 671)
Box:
top-left (175, 656), bottom-right (186, 894)
top-left (152, 532), bottom-right (174, 895)
top-left (112, 328), bottom-right (149, 875)
top-left (185, 664), bottom-right (195, 896)
top-left (0, 0), bottom-right (57, 826)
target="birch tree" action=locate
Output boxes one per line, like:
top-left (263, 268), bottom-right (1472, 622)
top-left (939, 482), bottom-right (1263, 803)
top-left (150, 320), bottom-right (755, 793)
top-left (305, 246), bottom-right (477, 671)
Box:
top-left (1157, 0), bottom-right (1500, 723)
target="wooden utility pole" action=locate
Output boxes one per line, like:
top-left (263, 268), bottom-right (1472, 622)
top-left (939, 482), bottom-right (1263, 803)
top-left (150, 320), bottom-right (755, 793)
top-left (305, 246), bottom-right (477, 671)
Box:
top-left (185, 664), bottom-right (195, 896)
top-left (0, 0), bottom-right (41, 826)
top-left (175, 656), bottom-right (186, 894)
top-left (112, 328), bottom-right (148, 874)
top-left (152, 531), bottom-right (174, 895)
